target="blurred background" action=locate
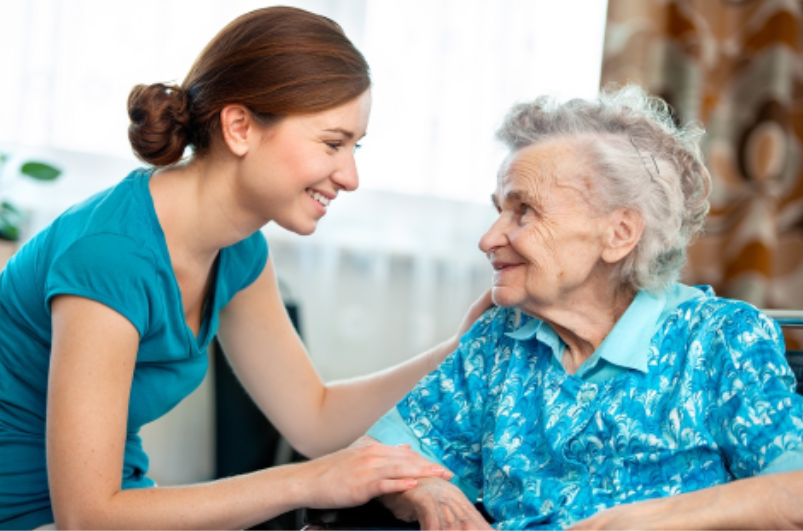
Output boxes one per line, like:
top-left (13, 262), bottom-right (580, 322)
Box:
top-left (1, 0), bottom-right (801, 506)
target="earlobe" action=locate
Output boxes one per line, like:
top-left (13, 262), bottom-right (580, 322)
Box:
top-left (601, 209), bottom-right (644, 264)
top-left (220, 105), bottom-right (252, 157)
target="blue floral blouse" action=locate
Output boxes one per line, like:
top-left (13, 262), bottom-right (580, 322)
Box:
top-left (368, 284), bottom-right (803, 530)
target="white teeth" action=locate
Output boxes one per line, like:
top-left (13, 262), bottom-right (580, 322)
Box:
top-left (307, 189), bottom-right (331, 207)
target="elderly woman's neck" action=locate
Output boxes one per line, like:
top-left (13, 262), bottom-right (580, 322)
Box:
top-left (539, 285), bottom-right (637, 375)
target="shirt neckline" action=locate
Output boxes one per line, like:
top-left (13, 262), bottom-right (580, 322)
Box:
top-left (505, 283), bottom-right (705, 378)
top-left (131, 168), bottom-right (221, 352)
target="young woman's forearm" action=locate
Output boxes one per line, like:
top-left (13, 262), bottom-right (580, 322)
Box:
top-left (56, 463), bottom-right (306, 530)
top-left (57, 441), bottom-right (455, 530)
top-left (302, 291), bottom-right (493, 456)
top-left (304, 336), bottom-right (458, 457)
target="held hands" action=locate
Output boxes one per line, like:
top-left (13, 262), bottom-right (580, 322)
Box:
top-left (382, 477), bottom-right (493, 530)
top-left (298, 443), bottom-right (454, 510)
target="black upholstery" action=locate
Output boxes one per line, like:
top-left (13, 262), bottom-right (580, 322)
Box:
top-left (302, 498), bottom-right (493, 530)
top-left (788, 350), bottom-right (803, 396)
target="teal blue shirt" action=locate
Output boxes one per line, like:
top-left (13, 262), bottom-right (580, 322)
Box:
top-left (369, 284), bottom-right (803, 529)
top-left (0, 169), bottom-right (268, 529)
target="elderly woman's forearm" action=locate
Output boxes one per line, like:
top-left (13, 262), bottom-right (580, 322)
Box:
top-left (573, 471), bottom-right (803, 530)
top-left (665, 470), bottom-right (803, 529)
top-left (707, 470), bottom-right (803, 529)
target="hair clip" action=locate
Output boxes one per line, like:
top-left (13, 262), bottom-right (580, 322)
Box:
top-left (629, 135), bottom-right (659, 181)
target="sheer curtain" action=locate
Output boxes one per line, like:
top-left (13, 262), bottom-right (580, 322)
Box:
top-left (0, 0), bottom-right (607, 201)
top-left (0, 0), bottom-right (608, 485)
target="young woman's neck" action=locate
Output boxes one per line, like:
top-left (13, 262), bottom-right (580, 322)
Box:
top-left (149, 154), bottom-right (263, 265)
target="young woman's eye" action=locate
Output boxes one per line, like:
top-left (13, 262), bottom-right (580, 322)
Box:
top-left (354, 143), bottom-right (362, 152)
top-left (326, 142), bottom-right (341, 151)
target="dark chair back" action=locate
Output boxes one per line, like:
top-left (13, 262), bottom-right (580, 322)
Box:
top-left (764, 310), bottom-right (803, 396)
top-left (787, 350), bottom-right (803, 396)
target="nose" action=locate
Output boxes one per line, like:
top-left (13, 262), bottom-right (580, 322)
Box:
top-left (331, 152), bottom-right (359, 192)
top-left (478, 215), bottom-right (510, 255)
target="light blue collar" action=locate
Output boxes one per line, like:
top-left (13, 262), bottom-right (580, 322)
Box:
top-left (505, 283), bottom-right (704, 376)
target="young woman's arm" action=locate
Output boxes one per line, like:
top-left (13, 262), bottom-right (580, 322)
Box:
top-left (48, 295), bottom-right (450, 529)
top-left (216, 256), bottom-right (492, 457)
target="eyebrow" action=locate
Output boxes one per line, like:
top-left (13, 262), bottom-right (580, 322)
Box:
top-left (323, 127), bottom-right (365, 140)
top-left (492, 189), bottom-right (540, 209)
top-left (509, 190), bottom-right (539, 205)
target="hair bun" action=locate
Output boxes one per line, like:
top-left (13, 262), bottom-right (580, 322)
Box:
top-left (127, 83), bottom-right (191, 166)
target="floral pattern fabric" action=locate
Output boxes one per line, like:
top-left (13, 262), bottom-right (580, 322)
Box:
top-left (396, 287), bottom-right (803, 529)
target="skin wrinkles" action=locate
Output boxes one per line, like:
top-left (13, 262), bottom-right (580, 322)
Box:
top-left (369, 136), bottom-right (647, 530)
top-left (480, 139), bottom-right (639, 369)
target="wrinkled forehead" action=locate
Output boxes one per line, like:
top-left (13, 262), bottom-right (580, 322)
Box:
top-left (495, 139), bottom-right (588, 198)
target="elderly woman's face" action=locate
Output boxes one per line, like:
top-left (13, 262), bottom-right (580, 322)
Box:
top-left (479, 140), bottom-right (609, 313)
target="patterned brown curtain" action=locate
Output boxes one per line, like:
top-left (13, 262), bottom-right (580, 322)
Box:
top-left (601, 0), bottom-right (803, 344)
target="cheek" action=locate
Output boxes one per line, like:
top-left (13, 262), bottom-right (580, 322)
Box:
top-left (509, 222), bottom-right (557, 268)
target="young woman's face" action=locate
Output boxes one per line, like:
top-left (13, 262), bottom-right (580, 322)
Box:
top-left (237, 90), bottom-right (371, 235)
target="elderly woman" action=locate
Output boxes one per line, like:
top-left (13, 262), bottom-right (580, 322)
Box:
top-left (358, 86), bottom-right (803, 530)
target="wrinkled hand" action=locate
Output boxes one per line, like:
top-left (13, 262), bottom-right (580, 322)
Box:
top-left (298, 443), bottom-right (453, 509)
top-left (382, 477), bottom-right (492, 530)
top-left (568, 497), bottom-right (678, 530)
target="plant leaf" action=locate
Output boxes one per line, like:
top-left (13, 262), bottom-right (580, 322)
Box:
top-left (21, 161), bottom-right (61, 181)
top-left (0, 207), bottom-right (20, 241)
top-left (0, 201), bottom-right (24, 242)
top-left (0, 201), bottom-right (23, 217)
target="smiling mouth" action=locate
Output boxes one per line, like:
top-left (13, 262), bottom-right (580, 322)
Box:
top-left (306, 189), bottom-right (331, 207)
top-left (493, 262), bottom-right (522, 271)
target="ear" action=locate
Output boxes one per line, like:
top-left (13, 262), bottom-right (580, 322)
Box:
top-left (219, 105), bottom-right (255, 157)
top-left (600, 208), bottom-right (644, 264)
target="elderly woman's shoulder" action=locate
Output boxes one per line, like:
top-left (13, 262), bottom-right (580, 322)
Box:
top-left (672, 285), bottom-right (783, 347)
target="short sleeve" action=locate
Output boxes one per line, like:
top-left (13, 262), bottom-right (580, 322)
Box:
top-left (45, 233), bottom-right (158, 338)
top-left (218, 230), bottom-right (269, 305)
top-left (368, 407), bottom-right (480, 500)
top-left (706, 306), bottom-right (803, 478)
top-left (396, 306), bottom-right (507, 496)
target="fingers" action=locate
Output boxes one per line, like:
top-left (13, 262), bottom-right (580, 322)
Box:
top-left (403, 480), bottom-right (490, 531)
top-left (456, 289), bottom-right (495, 338)
top-left (307, 443), bottom-right (458, 509)
top-left (471, 289), bottom-right (494, 314)
top-left (374, 478), bottom-right (419, 496)
top-left (360, 444), bottom-right (454, 480)
top-left (420, 502), bottom-right (489, 530)
top-left (476, 288), bottom-right (494, 307)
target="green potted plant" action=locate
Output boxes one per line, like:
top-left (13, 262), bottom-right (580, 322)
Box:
top-left (0, 154), bottom-right (62, 241)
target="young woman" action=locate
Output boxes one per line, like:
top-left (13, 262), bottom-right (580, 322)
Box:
top-left (0, 7), bottom-right (491, 529)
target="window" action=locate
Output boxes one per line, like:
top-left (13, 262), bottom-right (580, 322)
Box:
top-left (0, 0), bottom-right (608, 202)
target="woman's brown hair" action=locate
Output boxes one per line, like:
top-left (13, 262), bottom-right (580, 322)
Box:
top-left (127, 6), bottom-right (371, 166)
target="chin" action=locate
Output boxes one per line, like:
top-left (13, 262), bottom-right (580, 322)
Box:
top-left (491, 287), bottom-right (520, 308)
top-left (278, 219), bottom-right (318, 236)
